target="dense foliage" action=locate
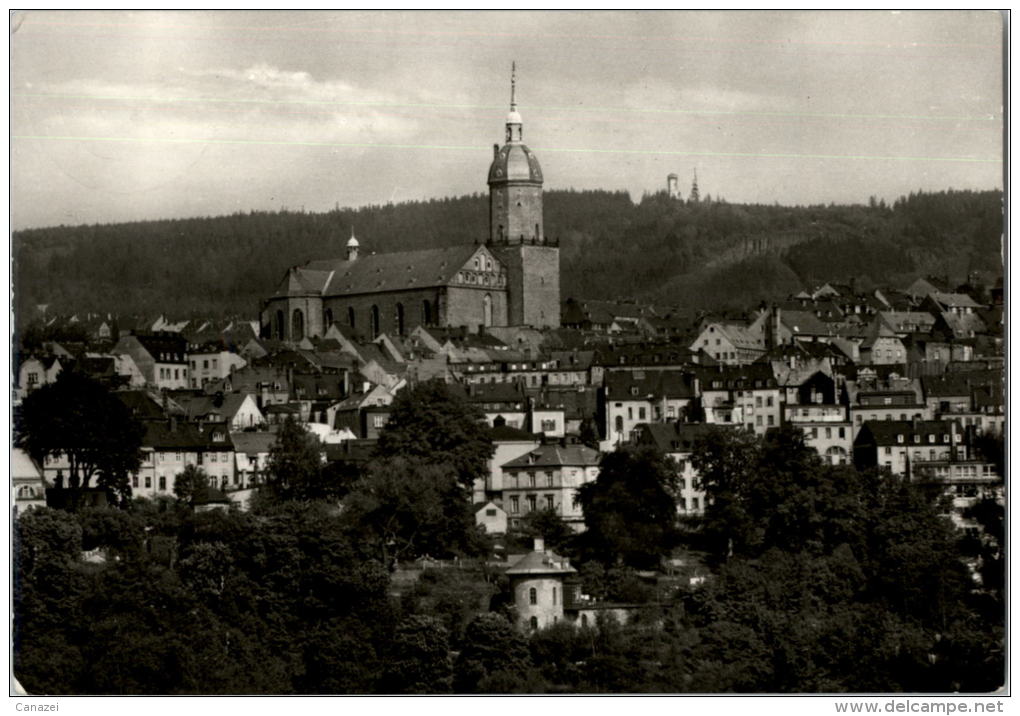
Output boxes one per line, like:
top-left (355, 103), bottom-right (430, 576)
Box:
top-left (16, 371), bottom-right (144, 504)
top-left (13, 405), bottom-right (1003, 694)
top-left (13, 189), bottom-right (1001, 321)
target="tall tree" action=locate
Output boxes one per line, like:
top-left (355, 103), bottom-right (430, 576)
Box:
top-left (263, 415), bottom-right (324, 502)
top-left (343, 457), bottom-right (484, 562)
top-left (16, 371), bottom-right (144, 504)
top-left (576, 446), bottom-right (681, 569)
top-left (173, 464), bottom-right (212, 507)
top-left (374, 379), bottom-right (493, 490)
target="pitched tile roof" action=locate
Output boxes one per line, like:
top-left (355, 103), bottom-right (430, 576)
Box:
top-left (502, 443), bottom-right (600, 469)
top-left (856, 419), bottom-right (953, 445)
top-left (230, 431), bottom-right (278, 455)
top-left (277, 245), bottom-right (483, 297)
top-left (605, 369), bottom-right (698, 399)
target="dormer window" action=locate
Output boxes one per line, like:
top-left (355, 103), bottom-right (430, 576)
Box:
top-left (913, 435), bottom-right (921, 444)
top-left (897, 435), bottom-right (905, 443)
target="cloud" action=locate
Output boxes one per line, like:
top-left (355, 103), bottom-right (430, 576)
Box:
top-left (15, 63), bottom-right (425, 147)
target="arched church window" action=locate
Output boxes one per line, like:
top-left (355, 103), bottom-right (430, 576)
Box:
top-left (348, 307), bottom-right (356, 330)
top-left (395, 303), bottom-right (405, 336)
top-left (324, 308), bottom-right (333, 330)
top-left (535, 223), bottom-right (539, 239)
top-left (529, 587), bottom-right (538, 605)
top-left (274, 310), bottom-right (285, 340)
top-left (422, 300), bottom-right (432, 326)
top-left (291, 309), bottom-right (305, 341)
top-left (483, 294), bottom-right (493, 328)
top-left (370, 305), bottom-right (380, 339)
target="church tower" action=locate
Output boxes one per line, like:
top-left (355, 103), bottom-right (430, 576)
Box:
top-left (488, 63), bottom-right (560, 328)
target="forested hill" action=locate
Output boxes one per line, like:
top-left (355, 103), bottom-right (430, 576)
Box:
top-left (13, 189), bottom-right (1002, 322)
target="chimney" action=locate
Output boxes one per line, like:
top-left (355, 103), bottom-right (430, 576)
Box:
top-left (534, 537), bottom-right (545, 553)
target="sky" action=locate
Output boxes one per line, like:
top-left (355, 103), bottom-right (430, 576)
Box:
top-left (10, 10), bottom-right (1005, 230)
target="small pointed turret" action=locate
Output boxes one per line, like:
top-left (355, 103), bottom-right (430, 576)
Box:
top-left (346, 226), bottom-right (359, 262)
top-left (689, 168), bottom-right (700, 203)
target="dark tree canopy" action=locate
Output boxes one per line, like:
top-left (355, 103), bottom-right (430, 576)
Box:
top-left (374, 379), bottom-right (493, 490)
top-left (576, 446), bottom-right (681, 569)
top-left (16, 371), bottom-right (144, 503)
top-left (343, 457), bottom-right (485, 562)
top-left (262, 416), bottom-right (326, 502)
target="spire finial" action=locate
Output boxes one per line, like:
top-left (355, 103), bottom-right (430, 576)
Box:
top-left (510, 60), bottom-right (517, 111)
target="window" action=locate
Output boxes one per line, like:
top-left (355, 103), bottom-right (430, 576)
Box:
top-left (529, 587), bottom-right (538, 605)
top-left (825, 427), bottom-right (832, 439)
top-left (203, 359), bottom-right (209, 369)
top-left (638, 407), bottom-right (646, 420)
top-left (510, 496), bottom-right (520, 514)
top-left (541, 419), bottom-right (556, 432)
top-left (545, 495), bottom-right (555, 511)
top-left (132, 476), bottom-right (139, 488)
top-left (897, 435), bottom-right (905, 444)
top-left (692, 497), bottom-right (700, 510)
top-left (528, 473), bottom-right (536, 488)
top-left (27, 372), bottom-right (38, 386)
top-left (755, 396), bottom-right (763, 408)
top-left (756, 416), bottom-right (762, 426)
top-left (545, 472), bottom-right (553, 487)
top-left (145, 476), bottom-right (152, 488)
top-left (553, 586), bottom-right (557, 606)
top-left (839, 427), bottom-right (846, 439)
top-left (767, 415), bottom-right (775, 427)
top-left (885, 447), bottom-right (892, 455)
top-left (211, 452), bottom-right (218, 463)
top-left (486, 508), bottom-right (497, 517)
top-left (530, 616), bottom-right (538, 630)
top-left (627, 407), bottom-right (633, 420)
top-left (158, 476), bottom-right (166, 491)
top-left (527, 495), bottom-right (537, 512)
top-left (369, 305), bottom-right (380, 339)
top-left (372, 415), bottom-right (387, 428)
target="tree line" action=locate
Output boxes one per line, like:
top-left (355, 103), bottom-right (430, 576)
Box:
top-left (13, 189), bottom-right (1002, 323)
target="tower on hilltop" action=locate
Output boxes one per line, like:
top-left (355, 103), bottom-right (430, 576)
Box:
top-left (488, 62), bottom-right (560, 328)
top-left (667, 173), bottom-right (679, 199)
top-left (689, 168), bottom-right (700, 203)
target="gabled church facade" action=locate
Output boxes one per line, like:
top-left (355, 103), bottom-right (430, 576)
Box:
top-left (261, 65), bottom-right (560, 342)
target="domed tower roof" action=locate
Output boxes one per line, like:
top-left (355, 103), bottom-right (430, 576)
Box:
top-left (487, 61), bottom-right (543, 186)
top-left (488, 143), bottom-right (543, 184)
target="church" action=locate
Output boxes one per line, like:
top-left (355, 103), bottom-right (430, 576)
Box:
top-left (260, 67), bottom-right (560, 342)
